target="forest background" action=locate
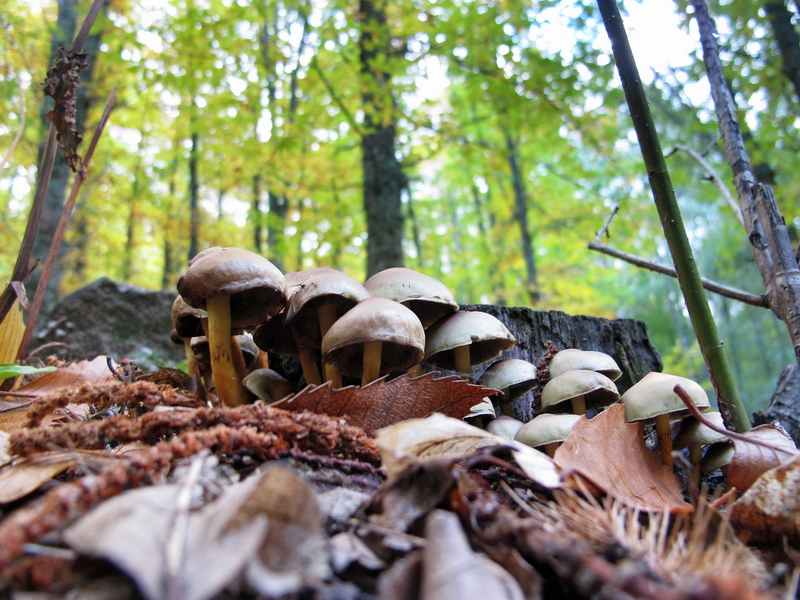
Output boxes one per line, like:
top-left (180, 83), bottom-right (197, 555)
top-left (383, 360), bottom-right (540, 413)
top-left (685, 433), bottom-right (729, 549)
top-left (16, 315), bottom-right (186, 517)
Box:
top-left (0, 0), bottom-right (798, 416)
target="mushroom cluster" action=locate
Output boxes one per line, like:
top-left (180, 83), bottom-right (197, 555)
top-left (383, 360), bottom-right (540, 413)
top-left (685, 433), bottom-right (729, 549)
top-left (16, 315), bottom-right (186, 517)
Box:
top-left (172, 251), bottom-right (517, 407)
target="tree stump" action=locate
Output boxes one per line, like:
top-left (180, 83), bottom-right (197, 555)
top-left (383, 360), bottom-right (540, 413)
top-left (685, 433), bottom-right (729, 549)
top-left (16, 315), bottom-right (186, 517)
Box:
top-left (754, 363), bottom-right (800, 445)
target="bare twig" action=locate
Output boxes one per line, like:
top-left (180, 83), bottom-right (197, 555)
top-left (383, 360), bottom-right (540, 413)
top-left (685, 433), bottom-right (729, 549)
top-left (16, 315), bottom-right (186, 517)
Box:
top-left (588, 241), bottom-right (767, 307)
top-left (669, 144), bottom-right (743, 227)
top-left (594, 203), bottom-right (620, 243)
top-left (16, 88), bottom-right (117, 361)
top-left (0, 77), bottom-right (26, 178)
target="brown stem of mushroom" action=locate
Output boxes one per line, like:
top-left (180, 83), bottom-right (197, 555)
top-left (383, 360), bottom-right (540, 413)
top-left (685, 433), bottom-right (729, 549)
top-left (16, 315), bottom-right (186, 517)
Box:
top-left (206, 295), bottom-right (251, 407)
top-left (230, 336), bottom-right (249, 382)
top-left (570, 394), bottom-right (587, 416)
top-left (298, 344), bottom-right (322, 386)
top-left (499, 391), bottom-right (514, 417)
top-left (317, 302), bottom-right (342, 387)
top-left (257, 349), bottom-right (269, 369)
top-left (655, 412), bottom-right (674, 468)
top-left (453, 345), bottom-right (472, 379)
top-left (362, 340), bottom-right (383, 386)
top-left (544, 442), bottom-right (560, 458)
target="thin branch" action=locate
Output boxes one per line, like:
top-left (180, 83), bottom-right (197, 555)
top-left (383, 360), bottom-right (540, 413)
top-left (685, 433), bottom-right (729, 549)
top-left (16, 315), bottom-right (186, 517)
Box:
top-left (597, 0), bottom-right (750, 432)
top-left (668, 144), bottom-right (744, 227)
top-left (594, 203), bottom-right (620, 243)
top-left (16, 88), bottom-right (117, 361)
top-left (72, 0), bottom-right (105, 54)
top-left (0, 77), bottom-right (26, 178)
top-left (308, 56), bottom-right (363, 138)
top-left (587, 241), bottom-right (768, 308)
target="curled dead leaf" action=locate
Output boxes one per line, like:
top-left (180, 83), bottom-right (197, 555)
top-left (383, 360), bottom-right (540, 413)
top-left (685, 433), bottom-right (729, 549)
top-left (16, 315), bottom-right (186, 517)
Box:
top-left (554, 404), bottom-right (692, 513)
top-left (727, 425), bottom-right (798, 493)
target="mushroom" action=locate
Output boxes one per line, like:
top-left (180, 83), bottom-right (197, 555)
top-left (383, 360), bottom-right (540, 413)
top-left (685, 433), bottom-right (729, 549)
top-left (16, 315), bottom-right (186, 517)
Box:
top-left (547, 348), bottom-right (622, 381)
top-left (242, 368), bottom-right (295, 404)
top-left (515, 413), bottom-right (582, 457)
top-left (477, 358), bottom-right (538, 417)
top-left (540, 369), bottom-right (619, 416)
top-left (621, 372), bottom-right (711, 468)
top-left (363, 267), bottom-right (458, 328)
top-left (424, 310), bottom-right (515, 379)
top-left (700, 440), bottom-right (734, 480)
top-left (285, 268), bottom-right (370, 388)
top-left (321, 297), bottom-right (425, 386)
top-left (177, 247), bottom-right (286, 406)
top-left (486, 415), bottom-right (524, 439)
top-left (171, 295), bottom-right (206, 377)
top-left (674, 411), bottom-right (729, 496)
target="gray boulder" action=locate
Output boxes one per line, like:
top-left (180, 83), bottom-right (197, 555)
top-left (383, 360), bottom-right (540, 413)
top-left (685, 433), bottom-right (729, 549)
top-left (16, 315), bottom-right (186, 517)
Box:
top-left (33, 278), bottom-right (182, 372)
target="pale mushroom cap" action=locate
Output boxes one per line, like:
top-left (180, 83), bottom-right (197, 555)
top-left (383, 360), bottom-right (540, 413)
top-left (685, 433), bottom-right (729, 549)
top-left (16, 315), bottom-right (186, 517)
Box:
top-left (321, 297), bottom-right (425, 378)
top-left (364, 267), bottom-right (458, 328)
top-left (515, 413), bottom-right (582, 448)
top-left (700, 441), bottom-right (735, 476)
top-left (478, 359), bottom-right (538, 400)
top-left (486, 415), bottom-right (524, 439)
top-left (242, 368), bottom-right (295, 404)
top-left (621, 372), bottom-right (710, 423)
top-left (177, 247), bottom-right (287, 329)
top-left (674, 412), bottom-right (729, 449)
top-left (540, 369), bottom-right (619, 412)
top-left (424, 310), bottom-right (516, 369)
top-left (172, 295), bottom-right (206, 338)
top-left (548, 348), bottom-right (622, 381)
top-left (285, 269), bottom-right (370, 348)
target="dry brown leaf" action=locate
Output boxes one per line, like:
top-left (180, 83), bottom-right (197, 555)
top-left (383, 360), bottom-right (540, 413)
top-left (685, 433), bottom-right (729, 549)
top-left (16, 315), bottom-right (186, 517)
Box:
top-left (727, 424), bottom-right (798, 493)
top-left (375, 413), bottom-right (560, 488)
top-left (554, 404), bottom-right (692, 513)
top-left (421, 510), bottom-right (525, 600)
top-left (273, 373), bottom-right (495, 431)
top-left (64, 464), bottom-right (270, 600)
top-left (730, 452), bottom-right (800, 545)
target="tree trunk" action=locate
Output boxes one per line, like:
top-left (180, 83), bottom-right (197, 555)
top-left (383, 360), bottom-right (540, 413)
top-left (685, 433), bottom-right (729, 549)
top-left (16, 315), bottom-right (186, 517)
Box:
top-left (359, 0), bottom-right (406, 277)
top-left (26, 0), bottom-right (100, 311)
top-left (504, 132), bottom-right (539, 303)
top-left (763, 1), bottom-right (800, 101)
top-left (187, 131), bottom-right (199, 261)
top-left (252, 174), bottom-right (263, 254)
top-left (267, 191), bottom-right (288, 272)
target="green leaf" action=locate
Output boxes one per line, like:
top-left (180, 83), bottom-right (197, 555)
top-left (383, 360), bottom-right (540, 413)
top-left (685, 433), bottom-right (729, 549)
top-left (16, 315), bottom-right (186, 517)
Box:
top-left (0, 364), bottom-right (57, 381)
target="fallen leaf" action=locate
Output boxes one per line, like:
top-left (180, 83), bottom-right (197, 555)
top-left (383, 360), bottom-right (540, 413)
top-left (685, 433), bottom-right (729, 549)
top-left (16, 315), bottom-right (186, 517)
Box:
top-left (64, 464), bottom-right (270, 600)
top-left (730, 452), bottom-right (800, 545)
top-left (375, 413), bottom-right (560, 488)
top-left (0, 300), bottom-right (24, 364)
top-left (11, 356), bottom-right (116, 397)
top-left (554, 404), bottom-right (692, 513)
top-left (727, 425), bottom-right (798, 493)
top-left (421, 509), bottom-right (525, 600)
top-left (274, 373), bottom-right (496, 431)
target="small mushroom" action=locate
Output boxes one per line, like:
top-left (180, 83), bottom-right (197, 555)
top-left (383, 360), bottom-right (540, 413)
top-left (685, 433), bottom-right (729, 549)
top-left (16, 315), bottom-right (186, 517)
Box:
top-left (515, 413), bottom-right (582, 457)
top-left (540, 369), bottom-right (619, 416)
top-left (171, 295), bottom-right (206, 377)
top-left (547, 348), bottom-right (622, 381)
top-left (424, 310), bottom-right (515, 379)
top-left (363, 267), bottom-right (458, 328)
top-left (486, 415), bottom-right (524, 439)
top-left (321, 297), bottom-right (425, 386)
top-left (242, 369), bottom-right (295, 404)
top-left (478, 358), bottom-right (538, 417)
top-left (674, 412), bottom-right (729, 496)
top-left (700, 440), bottom-right (734, 480)
top-left (621, 372), bottom-right (711, 468)
top-left (177, 247), bottom-right (286, 406)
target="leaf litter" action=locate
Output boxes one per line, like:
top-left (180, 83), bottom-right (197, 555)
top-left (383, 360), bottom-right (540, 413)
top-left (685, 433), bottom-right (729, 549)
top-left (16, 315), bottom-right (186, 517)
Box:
top-left (0, 364), bottom-right (795, 599)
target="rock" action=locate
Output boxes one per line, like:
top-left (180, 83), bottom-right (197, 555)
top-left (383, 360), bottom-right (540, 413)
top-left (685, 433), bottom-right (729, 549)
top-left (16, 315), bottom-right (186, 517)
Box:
top-left (32, 278), bottom-right (182, 372)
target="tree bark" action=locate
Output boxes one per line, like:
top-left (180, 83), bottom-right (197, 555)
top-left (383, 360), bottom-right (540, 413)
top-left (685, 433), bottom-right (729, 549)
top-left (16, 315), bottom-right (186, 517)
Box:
top-left (187, 131), bottom-right (199, 261)
top-left (763, 1), bottom-right (800, 101)
top-left (359, 0), bottom-right (406, 278)
top-left (252, 174), bottom-right (263, 254)
top-left (26, 0), bottom-right (100, 311)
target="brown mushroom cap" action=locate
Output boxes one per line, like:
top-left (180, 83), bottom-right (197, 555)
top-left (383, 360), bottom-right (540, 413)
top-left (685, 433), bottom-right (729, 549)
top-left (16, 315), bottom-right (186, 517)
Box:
top-left (242, 368), bottom-right (295, 404)
top-left (177, 247), bottom-right (286, 329)
top-left (486, 415), bottom-right (525, 439)
top-left (424, 310), bottom-right (515, 370)
top-left (621, 372), bottom-right (710, 423)
top-left (363, 267), bottom-right (458, 328)
top-left (478, 359), bottom-right (538, 400)
top-left (285, 269), bottom-right (370, 348)
top-left (321, 297), bottom-right (425, 378)
top-left (514, 413), bottom-right (582, 448)
top-left (540, 369), bottom-right (619, 413)
top-left (172, 295), bottom-right (206, 338)
top-left (548, 348), bottom-right (622, 381)
top-left (252, 311), bottom-right (298, 356)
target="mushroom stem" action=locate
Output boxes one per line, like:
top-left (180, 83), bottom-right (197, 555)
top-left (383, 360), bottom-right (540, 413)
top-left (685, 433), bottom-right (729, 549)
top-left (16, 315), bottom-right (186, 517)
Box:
top-left (570, 394), bottom-right (587, 416)
top-left (206, 295), bottom-right (251, 406)
top-left (408, 363), bottom-right (423, 377)
top-left (362, 340), bottom-right (383, 386)
top-left (544, 442), bottom-right (560, 458)
top-left (655, 412), bottom-right (674, 468)
top-left (499, 390), bottom-right (514, 417)
top-left (230, 336), bottom-right (249, 382)
top-left (183, 339), bottom-right (198, 377)
top-left (453, 344), bottom-right (472, 378)
top-left (298, 344), bottom-right (323, 386)
top-left (318, 302), bottom-right (342, 387)
top-left (687, 443), bottom-right (703, 499)
top-left (257, 349), bottom-right (270, 369)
